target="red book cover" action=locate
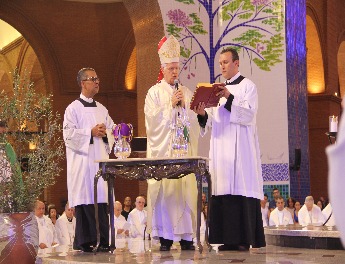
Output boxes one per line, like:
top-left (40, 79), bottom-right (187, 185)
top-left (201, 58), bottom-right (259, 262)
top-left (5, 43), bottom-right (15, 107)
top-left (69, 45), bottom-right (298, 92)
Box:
top-left (190, 83), bottom-right (223, 110)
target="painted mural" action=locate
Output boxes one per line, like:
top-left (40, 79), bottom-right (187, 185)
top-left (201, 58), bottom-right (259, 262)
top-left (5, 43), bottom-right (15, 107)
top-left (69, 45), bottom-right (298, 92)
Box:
top-left (158, 0), bottom-right (290, 191)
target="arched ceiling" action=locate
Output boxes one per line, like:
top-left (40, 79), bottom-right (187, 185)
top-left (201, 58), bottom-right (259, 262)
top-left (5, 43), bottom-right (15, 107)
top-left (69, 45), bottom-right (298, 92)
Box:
top-left (0, 20), bottom-right (21, 49)
top-left (64, 0), bottom-right (122, 2)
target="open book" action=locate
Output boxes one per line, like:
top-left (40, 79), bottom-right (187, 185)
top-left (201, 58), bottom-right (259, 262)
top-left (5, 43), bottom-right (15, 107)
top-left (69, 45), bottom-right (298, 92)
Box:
top-left (190, 83), bottom-right (223, 110)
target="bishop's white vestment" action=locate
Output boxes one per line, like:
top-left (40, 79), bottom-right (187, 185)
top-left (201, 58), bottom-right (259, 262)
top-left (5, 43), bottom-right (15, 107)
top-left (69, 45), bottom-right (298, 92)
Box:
top-left (144, 79), bottom-right (199, 241)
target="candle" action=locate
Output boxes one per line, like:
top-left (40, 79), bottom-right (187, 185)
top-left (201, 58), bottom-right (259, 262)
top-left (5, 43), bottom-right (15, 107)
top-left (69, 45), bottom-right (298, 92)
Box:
top-left (329, 115), bottom-right (338, 132)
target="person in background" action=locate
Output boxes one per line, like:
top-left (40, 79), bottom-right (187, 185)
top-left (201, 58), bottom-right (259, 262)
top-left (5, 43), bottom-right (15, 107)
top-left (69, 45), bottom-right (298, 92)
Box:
top-left (0, 120), bottom-right (23, 208)
top-left (127, 196), bottom-right (148, 239)
top-left (55, 201), bottom-right (76, 246)
top-left (264, 194), bottom-right (269, 209)
top-left (193, 47), bottom-right (265, 251)
top-left (298, 196), bottom-right (325, 226)
top-left (202, 192), bottom-right (208, 207)
top-left (316, 200), bottom-right (324, 210)
top-left (121, 196), bottom-right (133, 220)
top-left (269, 188), bottom-right (280, 212)
top-left (269, 197), bottom-right (293, 226)
top-left (35, 200), bottom-right (58, 254)
top-left (260, 198), bottom-right (269, 227)
top-left (48, 204), bottom-right (59, 225)
top-left (293, 200), bottom-right (301, 224)
top-left (110, 201), bottom-right (129, 248)
top-left (285, 197), bottom-right (296, 219)
top-left (63, 67), bottom-right (115, 252)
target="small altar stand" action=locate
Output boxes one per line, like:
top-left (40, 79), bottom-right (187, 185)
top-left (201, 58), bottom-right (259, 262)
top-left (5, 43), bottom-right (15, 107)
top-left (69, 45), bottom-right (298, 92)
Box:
top-left (93, 156), bottom-right (212, 254)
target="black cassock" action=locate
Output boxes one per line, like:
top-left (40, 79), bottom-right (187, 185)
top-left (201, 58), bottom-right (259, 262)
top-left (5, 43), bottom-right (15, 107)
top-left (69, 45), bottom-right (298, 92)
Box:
top-left (208, 194), bottom-right (266, 248)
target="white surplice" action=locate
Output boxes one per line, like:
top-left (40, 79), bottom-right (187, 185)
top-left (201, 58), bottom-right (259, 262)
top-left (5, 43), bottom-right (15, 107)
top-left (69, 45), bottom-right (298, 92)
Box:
top-left (36, 215), bottom-right (57, 254)
top-left (127, 208), bottom-right (148, 239)
top-left (269, 208), bottom-right (293, 226)
top-left (261, 206), bottom-right (269, 227)
top-left (63, 94), bottom-right (115, 207)
top-left (298, 204), bottom-right (325, 226)
top-left (144, 79), bottom-right (199, 241)
top-left (201, 72), bottom-right (263, 199)
top-left (55, 212), bottom-right (76, 246)
top-left (109, 214), bottom-right (128, 248)
top-left (322, 203), bottom-right (335, 227)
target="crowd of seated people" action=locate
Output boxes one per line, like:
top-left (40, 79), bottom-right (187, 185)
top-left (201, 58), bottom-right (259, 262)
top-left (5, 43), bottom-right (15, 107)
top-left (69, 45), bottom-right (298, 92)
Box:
top-left (36, 188), bottom-right (335, 258)
top-left (262, 190), bottom-right (333, 228)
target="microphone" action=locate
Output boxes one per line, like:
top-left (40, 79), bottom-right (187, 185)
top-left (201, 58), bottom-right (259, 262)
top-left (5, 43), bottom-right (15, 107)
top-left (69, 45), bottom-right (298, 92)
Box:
top-left (174, 79), bottom-right (180, 106)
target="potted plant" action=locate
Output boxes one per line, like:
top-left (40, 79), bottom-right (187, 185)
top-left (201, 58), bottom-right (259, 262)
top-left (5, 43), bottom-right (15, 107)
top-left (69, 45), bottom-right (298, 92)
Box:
top-left (0, 70), bottom-right (64, 263)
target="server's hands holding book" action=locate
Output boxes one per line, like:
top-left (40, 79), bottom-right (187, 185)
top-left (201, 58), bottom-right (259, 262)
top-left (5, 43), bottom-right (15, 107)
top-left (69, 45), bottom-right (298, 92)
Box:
top-left (190, 83), bottom-right (230, 115)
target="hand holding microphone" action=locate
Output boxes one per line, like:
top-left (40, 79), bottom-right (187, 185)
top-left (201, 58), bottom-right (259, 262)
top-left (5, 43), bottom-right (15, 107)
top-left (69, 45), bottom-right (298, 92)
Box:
top-left (172, 79), bottom-right (184, 107)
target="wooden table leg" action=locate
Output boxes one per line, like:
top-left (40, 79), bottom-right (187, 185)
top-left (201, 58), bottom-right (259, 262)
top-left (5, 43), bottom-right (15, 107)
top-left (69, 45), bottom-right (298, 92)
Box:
top-left (108, 175), bottom-right (116, 253)
top-left (196, 173), bottom-right (203, 253)
top-left (93, 168), bottom-right (103, 254)
top-left (205, 171), bottom-right (212, 252)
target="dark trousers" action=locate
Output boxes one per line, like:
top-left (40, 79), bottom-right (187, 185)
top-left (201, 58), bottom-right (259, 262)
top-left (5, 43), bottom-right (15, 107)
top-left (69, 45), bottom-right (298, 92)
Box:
top-left (73, 203), bottom-right (109, 249)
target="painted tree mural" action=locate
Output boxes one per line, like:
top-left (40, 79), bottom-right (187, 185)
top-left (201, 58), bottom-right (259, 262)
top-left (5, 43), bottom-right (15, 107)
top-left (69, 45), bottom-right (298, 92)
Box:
top-left (163, 0), bottom-right (284, 83)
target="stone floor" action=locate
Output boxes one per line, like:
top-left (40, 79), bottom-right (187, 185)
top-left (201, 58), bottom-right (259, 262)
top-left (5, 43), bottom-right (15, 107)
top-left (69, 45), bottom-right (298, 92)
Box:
top-left (39, 241), bottom-right (345, 264)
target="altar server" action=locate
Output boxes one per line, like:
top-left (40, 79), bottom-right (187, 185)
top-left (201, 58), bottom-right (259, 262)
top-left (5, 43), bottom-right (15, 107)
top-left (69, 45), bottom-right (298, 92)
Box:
top-left (63, 67), bottom-right (115, 252)
top-left (193, 47), bottom-right (265, 251)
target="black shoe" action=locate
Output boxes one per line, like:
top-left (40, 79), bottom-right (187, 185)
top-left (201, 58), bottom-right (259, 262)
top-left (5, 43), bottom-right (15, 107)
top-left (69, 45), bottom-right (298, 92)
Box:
top-left (80, 245), bottom-right (93, 252)
top-left (238, 244), bottom-right (249, 251)
top-left (160, 245), bottom-right (171, 251)
top-left (181, 244), bottom-right (195, 250)
top-left (97, 245), bottom-right (110, 252)
top-left (218, 244), bottom-right (238, 251)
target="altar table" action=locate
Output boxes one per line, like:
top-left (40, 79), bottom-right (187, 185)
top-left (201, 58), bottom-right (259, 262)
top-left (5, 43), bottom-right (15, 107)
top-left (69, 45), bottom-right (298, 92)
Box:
top-left (94, 156), bottom-right (212, 253)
